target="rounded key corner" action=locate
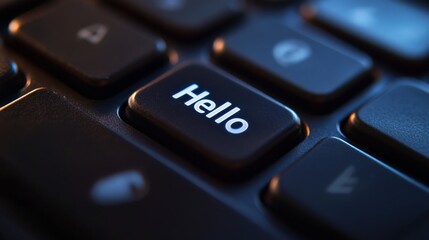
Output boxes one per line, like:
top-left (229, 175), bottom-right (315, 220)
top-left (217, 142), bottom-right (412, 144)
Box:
top-left (123, 93), bottom-right (148, 124)
top-left (262, 175), bottom-right (281, 202)
top-left (341, 111), bottom-right (363, 135)
top-left (297, 121), bottom-right (310, 138)
top-left (212, 37), bottom-right (227, 54)
top-left (25, 87), bottom-right (55, 97)
top-left (320, 137), bottom-right (351, 147)
top-left (127, 90), bottom-right (140, 109)
top-left (8, 19), bottom-right (22, 36)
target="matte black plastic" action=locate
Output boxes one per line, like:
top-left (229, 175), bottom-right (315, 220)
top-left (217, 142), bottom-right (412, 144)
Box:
top-left (9, 1), bottom-right (167, 98)
top-left (0, 89), bottom-right (275, 240)
top-left (344, 84), bottom-right (429, 182)
top-left (213, 22), bottom-right (374, 111)
top-left (265, 138), bottom-right (429, 239)
top-left (125, 63), bottom-right (304, 181)
top-left (104, 0), bottom-right (244, 39)
top-left (303, 0), bottom-right (429, 69)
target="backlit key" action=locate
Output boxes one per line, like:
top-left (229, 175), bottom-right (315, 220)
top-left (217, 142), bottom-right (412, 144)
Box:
top-left (125, 63), bottom-right (304, 180)
top-left (0, 89), bottom-right (276, 239)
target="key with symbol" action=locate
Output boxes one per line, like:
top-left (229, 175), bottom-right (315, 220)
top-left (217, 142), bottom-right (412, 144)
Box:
top-left (8, 1), bottom-right (167, 98)
top-left (125, 63), bottom-right (304, 181)
top-left (264, 138), bottom-right (429, 239)
top-left (0, 89), bottom-right (276, 239)
top-left (213, 22), bottom-right (374, 112)
top-left (301, 0), bottom-right (429, 69)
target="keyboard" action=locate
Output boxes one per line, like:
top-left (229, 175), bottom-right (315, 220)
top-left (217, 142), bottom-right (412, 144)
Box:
top-left (0, 0), bottom-right (429, 239)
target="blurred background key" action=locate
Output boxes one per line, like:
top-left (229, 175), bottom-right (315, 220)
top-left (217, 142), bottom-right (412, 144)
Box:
top-left (104, 0), bottom-right (244, 40)
top-left (8, 1), bottom-right (167, 98)
top-left (265, 138), bottom-right (429, 239)
top-left (302, 0), bottom-right (429, 70)
top-left (213, 22), bottom-right (374, 112)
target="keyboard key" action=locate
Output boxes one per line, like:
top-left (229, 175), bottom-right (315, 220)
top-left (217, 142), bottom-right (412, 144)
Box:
top-left (0, 89), bottom-right (276, 240)
top-left (9, 1), bottom-right (167, 98)
top-left (125, 63), bottom-right (304, 180)
top-left (213, 22), bottom-right (373, 112)
top-left (265, 138), bottom-right (429, 239)
top-left (344, 84), bottom-right (429, 181)
top-left (105, 0), bottom-right (244, 39)
top-left (0, 57), bottom-right (24, 95)
top-left (302, 0), bottom-right (429, 69)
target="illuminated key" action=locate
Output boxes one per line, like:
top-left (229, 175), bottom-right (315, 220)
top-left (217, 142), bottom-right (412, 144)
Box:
top-left (125, 63), bottom-right (304, 180)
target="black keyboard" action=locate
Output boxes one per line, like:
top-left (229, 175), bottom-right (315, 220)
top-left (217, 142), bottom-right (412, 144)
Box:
top-left (0, 0), bottom-right (429, 239)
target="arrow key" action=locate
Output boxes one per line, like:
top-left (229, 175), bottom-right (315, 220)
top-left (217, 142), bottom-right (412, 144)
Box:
top-left (264, 138), bottom-right (429, 239)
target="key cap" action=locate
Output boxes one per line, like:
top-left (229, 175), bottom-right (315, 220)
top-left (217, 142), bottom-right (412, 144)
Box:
top-left (302, 0), bottom-right (429, 69)
top-left (344, 84), bottom-right (429, 182)
top-left (213, 22), bottom-right (373, 112)
top-left (8, 1), bottom-right (167, 98)
top-left (265, 138), bottom-right (429, 239)
top-left (0, 88), bottom-right (276, 240)
top-left (105, 0), bottom-right (244, 39)
top-left (0, 57), bottom-right (24, 95)
top-left (125, 63), bottom-right (304, 181)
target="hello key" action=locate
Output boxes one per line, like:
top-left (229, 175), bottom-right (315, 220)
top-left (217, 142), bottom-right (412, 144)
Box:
top-left (125, 63), bottom-right (304, 180)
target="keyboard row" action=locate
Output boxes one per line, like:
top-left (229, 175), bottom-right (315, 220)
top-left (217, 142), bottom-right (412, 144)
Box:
top-left (1, 86), bottom-right (429, 239)
top-left (2, 0), bottom-right (429, 184)
top-left (2, 0), bottom-right (429, 179)
top-left (1, 0), bottom-right (429, 239)
top-left (3, 46), bottom-right (429, 184)
top-left (4, 0), bottom-right (429, 101)
top-left (129, 63), bottom-right (429, 184)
